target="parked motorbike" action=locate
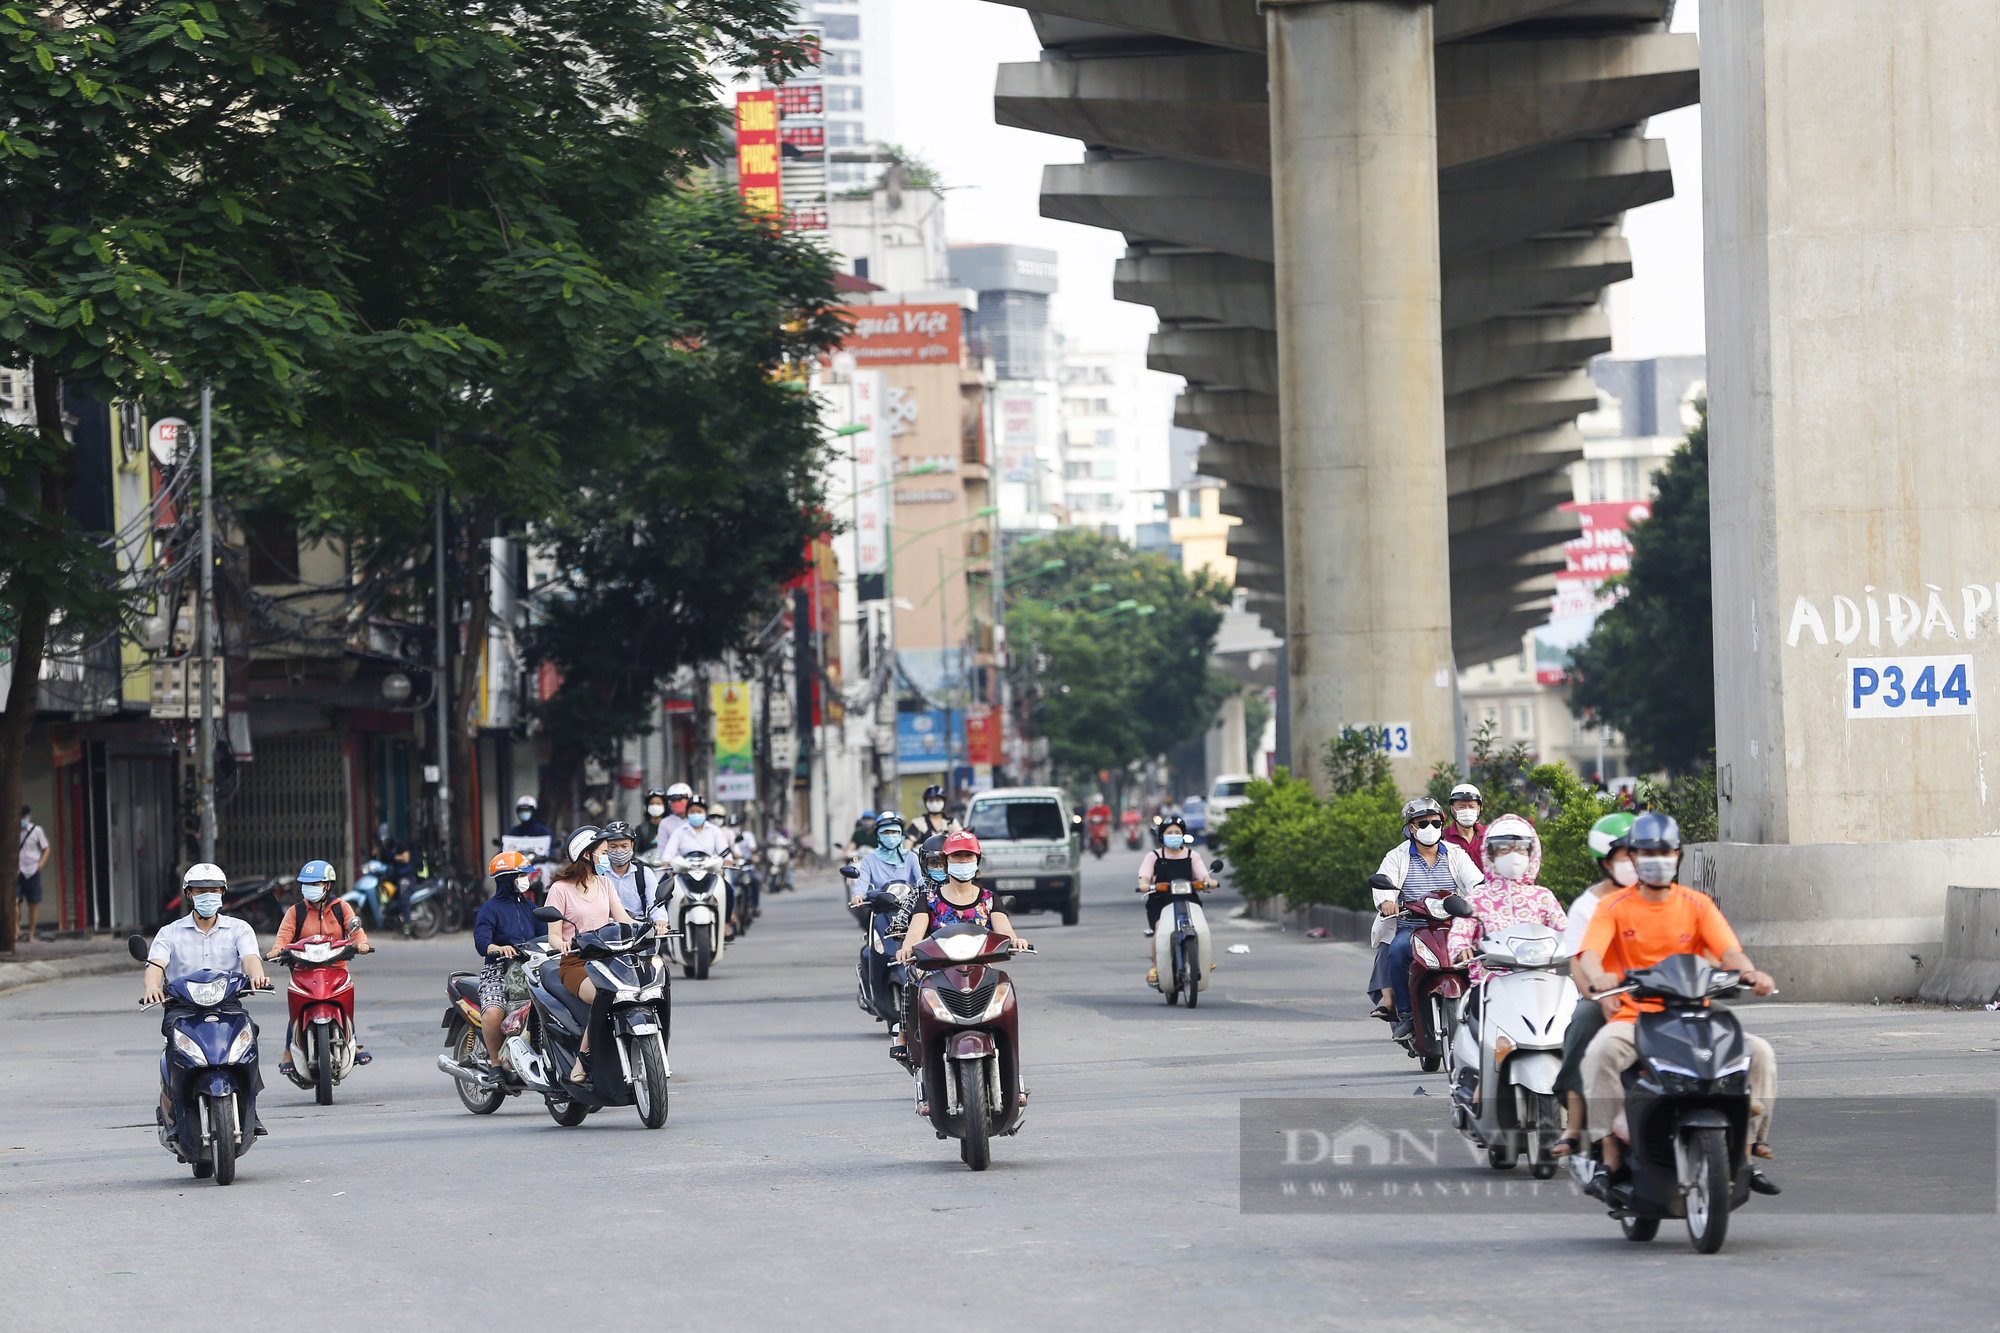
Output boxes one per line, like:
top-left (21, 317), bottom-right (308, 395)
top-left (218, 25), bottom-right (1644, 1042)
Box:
top-left (400, 875), bottom-right (453, 939)
top-left (906, 922), bottom-right (1035, 1171)
top-left (162, 874), bottom-right (287, 935)
top-left (660, 851), bottom-right (727, 979)
top-left (341, 860), bottom-right (397, 931)
top-left (1570, 955), bottom-right (1773, 1253)
top-left (127, 936), bottom-right (274, 1185)
top-left (1371, 872), bottom-right (1473, 1072)
top-left (1141, 858), bottom-right (1220, 1008)
top-left (1449, 922), bottom-right (1577, 1178)
top-left (277, 934), bottom-right (362, 1105)
top-left (843, 866), bottom-right (910, 1027)
top-left (436, 909), bottom-right (669, 1128)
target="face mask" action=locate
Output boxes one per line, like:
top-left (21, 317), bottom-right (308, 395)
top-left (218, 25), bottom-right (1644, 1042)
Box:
top-left (927, 866), bottom-right (948, 883)
top-left (1454, 808), bottom-right (1479, 827)
top-left (1636, 854), bottom-right (1677, 887)
top-left (516, 809), bottom-right (534, 823)
top-left (925, 800), bottom-right (944, 813)
top-left (1493, 852), bottom-right (1529, 880)
top-left (302, 883), bottom-right (327, 904)
top-left (191, 892), bottom-right (223, 918)
top-left (19, 816), bottom-right (30, 831)
top-left (1608, 860), bottom-right (1639, 887)
top-left (647, 803), bottom-right (665, 818)
top-left (689, 813), bottom-right (706, 827)
top-left (1413, 825), bottom-right (1442, 847)
top-left (1163, 833), bottom-right (1185, 849)
top-left (948, 862), bottom-right (978, 882)
top-left (592, 854), bottom-right (611, 876)
top-left (608, 847), bottom-right (633, 868)
top-left (877, 844), bottom-right (904, 866)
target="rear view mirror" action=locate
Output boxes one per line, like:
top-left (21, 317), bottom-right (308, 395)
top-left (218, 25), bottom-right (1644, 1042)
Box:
top-left (128, 934), bottom-right (150, 964)
top-left (1208, 857), bottom-right (1225, 872)
top-left (1443, 894), bottom-right (1475, 919)
top-left (840, 865), bottom-right (861, 879)
top-left (532, 905), bottom-right (564, 923)
top-left (1367, 873), bottom-right (1397, 894)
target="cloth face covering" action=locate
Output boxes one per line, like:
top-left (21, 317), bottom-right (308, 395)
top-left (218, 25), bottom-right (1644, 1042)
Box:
top-left (608, 847), bottom-right (633, 868)
top-left (302, 883), bottom-right (327, 903)
top-left (1493, 852), bottom-right (1529, 880)
top-left (688, 813), bottom-right (706, 827)
top-left (1413, 825), bottom-right (1442, 847)
top-left (191, 892), bottom-right (223, 917)
top-left (1635, 854), bottom-right (1677, 886)
top-left (948, 862), bottom-right (978, 881)
top-left (1608, 861), bottom-right (1639, 887)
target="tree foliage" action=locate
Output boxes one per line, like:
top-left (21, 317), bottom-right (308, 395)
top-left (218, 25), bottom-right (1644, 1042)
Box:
top-left (1213, 767), bottom-right (1405, 912)
top-left (1567, 406), bottom-right (1714, 773)
top-left (1007, 528), bottom-right (1232, 779)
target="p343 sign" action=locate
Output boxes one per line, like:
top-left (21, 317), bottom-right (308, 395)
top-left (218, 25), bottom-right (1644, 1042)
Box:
top-left (1847, 655), bottom-right (1974, 719)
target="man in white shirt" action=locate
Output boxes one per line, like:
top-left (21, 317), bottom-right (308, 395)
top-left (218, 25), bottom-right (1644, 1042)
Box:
top-left (142, 864), bottom-right (272, 1131)
top-left (18, 804), bottom-right (51, 942)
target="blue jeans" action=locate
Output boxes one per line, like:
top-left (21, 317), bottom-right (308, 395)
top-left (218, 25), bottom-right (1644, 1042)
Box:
top-left (1386, 921), bottom-right (1418, 1019)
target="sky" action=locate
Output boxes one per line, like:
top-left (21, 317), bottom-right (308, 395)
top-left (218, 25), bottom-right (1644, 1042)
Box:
top-left (883, 0), bottom-right (1707, 363)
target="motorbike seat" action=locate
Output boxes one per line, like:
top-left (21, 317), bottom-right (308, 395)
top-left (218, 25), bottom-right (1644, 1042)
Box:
top-left (449, 974), bottom-right (482, 1005)
top-left (538, 959), bottom-right (594, 1026)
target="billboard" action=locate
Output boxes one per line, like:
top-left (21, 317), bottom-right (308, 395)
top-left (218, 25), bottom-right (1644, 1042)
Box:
top-left (734, 91), bottom-right (781, 219)
top-left (999, 392), bottom-right (1036, 484)
top-left (964, 706), bottom-right (1001, 766)
top-left (897, 709), bottom-right (950, 773)
top-left (711, 681), bottom-right (756, 801)
top-left (1549, 500), bottom-right (1651, 623)
top-left (852, 371), bottom-right (888, 576)
top-left (839, 304), bottom-right (962, 367)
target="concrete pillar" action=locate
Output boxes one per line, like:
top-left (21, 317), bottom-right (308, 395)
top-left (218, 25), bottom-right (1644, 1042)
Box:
top-left (1268, 0), bottom-right (1456, 793)
top-left (1700, 0), bottom-right (2000, 999)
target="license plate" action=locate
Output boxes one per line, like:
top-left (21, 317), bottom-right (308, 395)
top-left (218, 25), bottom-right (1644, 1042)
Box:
top-left (996, 878), bottom-right (1036, 890)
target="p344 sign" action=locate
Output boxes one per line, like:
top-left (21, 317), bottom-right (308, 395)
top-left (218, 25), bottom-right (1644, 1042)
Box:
top-left (1847, 655), bottom-right (1974, 719)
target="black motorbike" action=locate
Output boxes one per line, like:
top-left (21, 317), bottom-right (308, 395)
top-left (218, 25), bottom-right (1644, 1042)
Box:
top-left (843, 865), bottom-right (910, 1029)
top-left (1574, 954), bottom-right (1775, 1253)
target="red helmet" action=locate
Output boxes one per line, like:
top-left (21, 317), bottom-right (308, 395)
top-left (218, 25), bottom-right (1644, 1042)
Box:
top-left (942, 830), bottom-right (981, 857)
top-left (489, 850), bottom-right (530, 879)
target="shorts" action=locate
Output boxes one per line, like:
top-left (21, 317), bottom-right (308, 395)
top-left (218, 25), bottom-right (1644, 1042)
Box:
top-left (478, 957), bottom-right (529, 1010)
top-left (16, 871), bottom-right (42, 905)
top-left (559, 952), bottom-right (589, 998)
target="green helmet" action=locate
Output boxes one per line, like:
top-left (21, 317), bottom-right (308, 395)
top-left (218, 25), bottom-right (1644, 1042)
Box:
top-left (1587, 812), bottom-right (1636, 859)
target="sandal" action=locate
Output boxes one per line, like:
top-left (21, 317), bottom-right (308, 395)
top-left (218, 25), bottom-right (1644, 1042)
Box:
top-left (1370, 1004), bottom-right (1396, 1023)
top-left (1750, 1141), bottom-right (1775, 1160)
top-left (1549, 1134), bottom-right (1583, 1158)
top-left (1146, 968), bottom-right (1158, 986)
top-left (353, 1048), bottom-right (371, 1066)
top-left (279, 1055), bottom-right (297, 1079)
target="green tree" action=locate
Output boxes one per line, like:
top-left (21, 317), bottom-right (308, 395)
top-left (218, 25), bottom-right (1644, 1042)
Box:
top-left (1567, 405), bottom-right (1714, 773)
top-left (1213, 766), bottom-right (1404, 913)
top-left (1527, 761), bottom-right (1621, 903)
top-left (1008, 528), bottom-right (1232, 780)
top-left (1426, 718), bottom-right (1539, 820)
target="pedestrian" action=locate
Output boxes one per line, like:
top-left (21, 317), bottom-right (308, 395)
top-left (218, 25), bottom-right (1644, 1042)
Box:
top-left (18, 804), bottom-right (51, 943)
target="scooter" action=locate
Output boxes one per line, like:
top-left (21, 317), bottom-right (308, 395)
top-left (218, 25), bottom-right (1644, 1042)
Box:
top-left (341, 860), bottom-right (396, 930)
top-left (1124, 820), bottom-right (1142, 851)
top-left (906, 923), bottom-right (1035, 1171)
top-left (1372, 873), bottom-right (1474, 1073)
top-left (438, 908), bottom-right (669, 1128)
top-left (277, 934), bottom-right (362, 1106)
top-left (1087, 827), bottom-right (1109, 859)
top-left (726, 862), bottom-right (755, 939)
top-left (1571, 955), bottom-right (1774, 1253)
top-left (660, 851), bottom-right (726, 979)
top-left (439, 964), bottom-right (535, 1115)
top-left (764, 835), bottom-right (794, 893)
top-left (843, 865), bottom-right (910, 1027)
top-left (1448, 922), bottom-right (1576, 1178)
top-left (127, 936), bottom-right (275, 1185)
top-left (1141, 857), bottom-right (1220, 1008)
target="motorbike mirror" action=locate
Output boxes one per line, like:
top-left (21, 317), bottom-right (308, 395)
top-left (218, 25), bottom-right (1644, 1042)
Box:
top-left (1208, 857), bottom-right (1225, 872)
top-left (1442, 894), bottom-right (1475, 919)
top-left (1367, 873), bottom-right (1397, 894)
top-left (127, 934), bottom-right (150, 964)
top-left (839, 865), bottom-right (861, 879)
top-left (531, 905), bottom-right (565, 923)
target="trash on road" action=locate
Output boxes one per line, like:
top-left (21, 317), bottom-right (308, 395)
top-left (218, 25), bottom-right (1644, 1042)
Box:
top-left (1227, 944), bottom-right (1251, 955)
top-left (1303, 927), bottom-right (1328, 939)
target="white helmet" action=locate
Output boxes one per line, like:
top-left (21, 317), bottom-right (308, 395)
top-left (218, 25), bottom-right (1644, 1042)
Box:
top-left (1448, 783), bottom-right (1482, 804)
top-left (515, 794), bottom-right (538, 811)
top-left (182, 862), bottom-right (227, 890)
top-left (666, 782), bottom-right (693, 801)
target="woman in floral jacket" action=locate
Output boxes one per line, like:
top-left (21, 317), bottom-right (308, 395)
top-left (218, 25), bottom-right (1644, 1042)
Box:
top-left (1446, 813), bottom-right (1565, 981)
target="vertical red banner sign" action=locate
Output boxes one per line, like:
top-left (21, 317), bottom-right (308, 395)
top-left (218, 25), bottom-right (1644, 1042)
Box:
top-left (735, 90), bottom-right (782, 219)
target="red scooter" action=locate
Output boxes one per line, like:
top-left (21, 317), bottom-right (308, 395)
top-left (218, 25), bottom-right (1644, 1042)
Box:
top-left (1087, 827), bottom-right (1110, 859)
top-left (907, 923), bottom-right (1035, 1171)
top-left (1372, 875), bottom-right (1473, 1073)
top-left (278, 935), bottom-right (362, 1105)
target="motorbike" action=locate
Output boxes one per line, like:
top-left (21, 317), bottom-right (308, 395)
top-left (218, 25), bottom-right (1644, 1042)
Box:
top-left (1087, 826), bottom-right (1110, 859)
top-left (1124, 820), bottom-right (1142, 851)
top-left (1448, 922), bottom-right (1577, 1178)
top-left (277, 934), bottom-right (362, 1105)
top-left (1141, 858), bottom-right (1221, 1008)
top-left (1570, 955), bottom-right (1773, 1253)
top-left (906, 922), bottom-right (1035, 1171)
top-left (726, 861), bottom-right (756, 939)
top-left (660, 851), bottom-right (727, 979)
top-left (439, 962), bottom-right (536, 1116)
top-left (162, 874), bottom-right (287, 935)
top-left (1371, 872), bottom-right (1473, 1072)
top-left (341, 859), bottom-right (398, 931)
top-left (436, 908), bottom-right (669, 1129)
top-left (764, 835), bottom-right (794, 893)
top-left (127, 936), bottom-right (275, 1185)
top-left (399, 875), bottom-right (454, 939)
top-left (843, 866), bottom-right (910, 1027)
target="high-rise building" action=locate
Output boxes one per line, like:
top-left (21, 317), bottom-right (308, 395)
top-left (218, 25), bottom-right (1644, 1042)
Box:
top-left (1054, 340), bottom-right (1171, 546)
top-left (947, 245), bottom-right (1060, 540)
top-left (790, 0), bottom-right (896, 191)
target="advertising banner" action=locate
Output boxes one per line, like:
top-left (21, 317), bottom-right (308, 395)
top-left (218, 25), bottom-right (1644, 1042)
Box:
top-left (897, 709), bottom-right (950, 773)
top-left (999, 393), bottom-right (1036, 484)
top-left (712, 681), bottom-right (756, 801)
top-left (734, 91), bottom-right (781, 219)
top-left (1549, 500), bottom-right (1651, 624)
top-left (963, 705), bottom-right (1001, 766)
top-left (853, 371), bottom-right (888, 576)
top-left (838, 304), bottom-right (962, 366)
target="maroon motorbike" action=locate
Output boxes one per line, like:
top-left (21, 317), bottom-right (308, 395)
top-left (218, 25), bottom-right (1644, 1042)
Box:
top-left (906, 922), bottom-right (1035, 1171)
top-left (1372, 872), bottom-right (1474, 1073)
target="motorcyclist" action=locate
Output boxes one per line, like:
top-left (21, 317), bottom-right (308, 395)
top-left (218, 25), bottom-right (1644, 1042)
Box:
top-left (729, 813), bottom-right (762, 917)
top-left (1442, 782), bottom-right (1485, 859)
top-left (847, 810), bottom-right (919, 911)
top-left (373, 822), bottom-right (418, 920)
top-left (266, 859), bottom-right (375, 1078)
top-left (599, 820), bottom-right (659, 920)
top-left (471, 851), bottom-right (541, 1074)
top-left (660, 794), bottom-right (738, 930)
top-left (1366, 797), bottom-right (1485, 1036)
top-left (656, 783), bottom-right (694, 848)
top-left (1085, 793), bottom-right (1114, 846)
top-left (639, 788), bottom-right (670, 853)
top-left (873, 832), bottom-right (945, 1065)
top-left (503, 795), bottom-right (554, 860)
top-left (1137, 815), bottom-right (1208, 987)
top-left (845, 808), bottom-right (880, 858)
top-left (543, 826), bottom-right (637, 1083)
top-left (895, 831), bottom-right (1025, 1103)
top-left (1444, 815), bottom-right (1565, 981)
top-left (142, 863), bottom-right (273, 1133)
top-left (1549, 812), bottom-right (1635, 1158)
top-left (1576, 812), bottom-right (1779, 1182)
top-left (910, 785), bottom-right (956, 842)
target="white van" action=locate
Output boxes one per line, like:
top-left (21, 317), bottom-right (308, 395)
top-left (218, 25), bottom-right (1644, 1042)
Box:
top-left (1203, 773), bottom-right (1255, 846)
top-left (965, 787), bottom-right (1081, 925)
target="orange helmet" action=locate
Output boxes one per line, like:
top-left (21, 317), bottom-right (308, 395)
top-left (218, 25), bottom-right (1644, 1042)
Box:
top-left (489, 850), bottom-right (530, 880)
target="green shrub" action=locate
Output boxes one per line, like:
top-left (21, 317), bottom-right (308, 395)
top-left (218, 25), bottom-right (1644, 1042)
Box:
top-left (1528, 762), bottom-right (1622, 904)
top-left (1636, 759), bottom-right (1719, 844)
top-left (1427, 718), bottom-right (1539, 820)
top-left (1215, 765), bottom-right (1405, 912)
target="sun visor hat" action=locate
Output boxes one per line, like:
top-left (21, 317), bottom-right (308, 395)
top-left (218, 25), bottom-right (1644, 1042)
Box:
top-left (567, 826), bottom-right (607, 863)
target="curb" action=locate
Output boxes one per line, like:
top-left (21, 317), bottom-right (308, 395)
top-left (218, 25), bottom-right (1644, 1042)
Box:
top-left (0, 953), bottom-right (134, 995)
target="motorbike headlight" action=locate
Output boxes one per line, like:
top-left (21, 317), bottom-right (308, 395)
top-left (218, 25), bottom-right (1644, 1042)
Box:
top-left (172, 1030), bottom-right (208, 1065)
top-left (1411, 938), bottom-right (1440, 970)
top-left (921, 990), bottom-right (954, 1023)
top-left (639, 982), bottom-right (663, 1002)
top-left (1511, 938), bottom-right (1556, 968)
top-left (979, 981), bottom-right (1014, 1023)
top-left (184, 979), bottom-right (229, 1007)
top-left (1716, 1055), bottom-right (1752, 1077)
top-left (224, 1028), bottom-right (256, 1064)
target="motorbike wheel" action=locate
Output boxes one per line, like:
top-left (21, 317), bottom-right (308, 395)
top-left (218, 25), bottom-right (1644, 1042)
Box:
top-left (694, 935), bottom-right (713, 981)
top-left (451, 1021), bottom-right (506, 1115)
top-left (1420, 1054), bottom-right (1443, 1073)
top-left (1683, 1127), bottom-right (1732, 1253)
top-left (1179, 938), bottom-right (1200, 1009)
top-left (1526, 1090), bottom-right (1560, 1179)
top-left (633, 1035), bottom-right (669, 1130)
top-left (406, 900), bottom-right (441, 940)
top-left (192, 1159), bottom-right (213, 1179)
top-left (546, 1094), bottom-right (591, 1127)
top-left (1621, 1215), bottom-right (1661, 1243)
top-left (958, 1062), bottom-right (992, 1172)
top-left (206, 1095), bottom-right (237, 1186)
top-left (313, 1025), bottom-right (334, 1106)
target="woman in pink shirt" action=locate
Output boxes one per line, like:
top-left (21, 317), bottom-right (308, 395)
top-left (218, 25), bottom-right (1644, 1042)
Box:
top-left (1446, 813), bottom-right (1566, 982)
top-left (543, 827), bottom-right (636, 1083)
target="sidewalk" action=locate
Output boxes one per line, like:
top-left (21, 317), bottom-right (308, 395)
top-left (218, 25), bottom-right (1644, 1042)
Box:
top-left (0, 937), bottom-right (133, 994)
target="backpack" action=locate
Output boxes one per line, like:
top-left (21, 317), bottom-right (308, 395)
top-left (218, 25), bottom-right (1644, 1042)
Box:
top-left (288, 898), bottom-right (355, 943)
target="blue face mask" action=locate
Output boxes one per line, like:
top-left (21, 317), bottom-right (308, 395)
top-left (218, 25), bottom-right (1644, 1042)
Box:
top-left (926, 865), bottom-right (948, 883)
top-left (689, 813), bottom-right (706, 828)
top-left (876, 842), bottom-right (904, 866)
top-left (1163, 833), bottom-right (1186, 849)
top-left (948, 862), bottom-right (978, 882)
top-left (592, 854), bottom-right (610, 876)
top-left (191, 892), bottom-right (223, 918)
top-left (302, 883), bottom-right (327, 903)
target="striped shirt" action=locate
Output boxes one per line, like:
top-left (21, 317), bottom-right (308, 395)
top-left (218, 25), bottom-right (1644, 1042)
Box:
top-left (1402, 842), bottom-right (1460, 903)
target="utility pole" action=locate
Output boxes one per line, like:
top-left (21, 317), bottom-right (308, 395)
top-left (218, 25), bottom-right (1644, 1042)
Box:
top-left (196, 382), bottom-right (216, 863)
top-left (433, 474), bottom-right (451, 872)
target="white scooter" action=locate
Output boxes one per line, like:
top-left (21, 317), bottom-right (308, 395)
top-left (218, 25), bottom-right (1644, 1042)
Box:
top-left (1143, 859), bottom-right (1219, 1007)
top-left (660, 851), bottom-right (728, 980)
top-left (1448, 921), bottom-right (1578, 1178)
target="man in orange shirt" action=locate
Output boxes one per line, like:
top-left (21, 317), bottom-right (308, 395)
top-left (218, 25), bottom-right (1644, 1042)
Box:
top-left (1577, 814), bottom-right (1777, 1173)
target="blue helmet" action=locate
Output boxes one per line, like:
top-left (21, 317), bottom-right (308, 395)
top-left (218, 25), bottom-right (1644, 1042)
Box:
top-left (860, 809), bottom-right (877, 821)
top-left (297, 859), bottom-right (337, 885)
top-left (874, 810), bottom-right (904, 834)
top-left (1628, 812), bottom-right (1682, 852)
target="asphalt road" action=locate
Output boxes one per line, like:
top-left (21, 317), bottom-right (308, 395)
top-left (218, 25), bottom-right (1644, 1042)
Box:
top-left (4, 846), bottom-right (1999, 1331)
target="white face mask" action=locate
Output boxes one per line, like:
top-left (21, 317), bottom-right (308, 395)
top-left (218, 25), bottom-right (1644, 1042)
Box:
top-left (1454, 807), bottom-right (1479, 827)
top-left (925, 800), bottom-right (944, 813)
top-left (1635, 854), bottom-right (1678, 887)
top-left (1412, 825), bottom-right (1442, 847)
top-left (1607, 860), bottom-right (1639, 887)
top-left (1493, 851), bottom-right (1529, 880)
top-left (647, 803), bottom-right (665, 818)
